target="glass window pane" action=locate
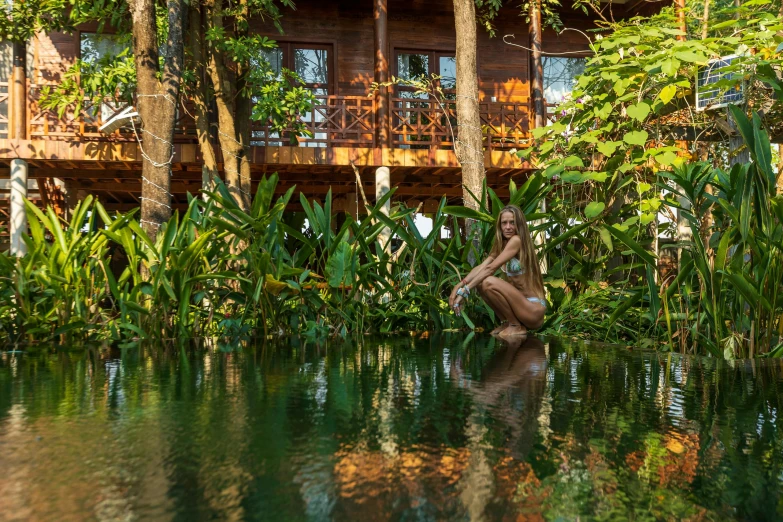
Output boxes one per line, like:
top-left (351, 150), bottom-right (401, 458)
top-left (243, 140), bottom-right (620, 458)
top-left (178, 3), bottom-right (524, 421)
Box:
top-left (0, 42), bottom-right (11, 80)
top-left (294, 48), bottom-right (328, 85)
top-left (439, 56), bottom-right (456, 89)
top-left (542, 57), bottom-right (585, 104)
top-left (259, 47), bottom-right (283, 77)
top-left (80, 33), bottom-right (127, 64)
top-left (397, 53), bottom-right (429, 80)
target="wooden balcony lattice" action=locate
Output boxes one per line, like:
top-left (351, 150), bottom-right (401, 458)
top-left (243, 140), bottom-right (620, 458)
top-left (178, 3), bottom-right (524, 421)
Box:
top-left (14, 87), bottom-right (532, 151)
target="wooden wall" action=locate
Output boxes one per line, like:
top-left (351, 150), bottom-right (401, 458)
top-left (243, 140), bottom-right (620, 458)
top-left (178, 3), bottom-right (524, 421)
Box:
top-left (251, 0), bottom-right (537, 101)
top-left (29, 1), bottom-right (610, 98)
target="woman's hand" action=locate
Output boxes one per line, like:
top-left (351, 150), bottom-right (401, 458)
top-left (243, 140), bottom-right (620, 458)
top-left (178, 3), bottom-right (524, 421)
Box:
top-left (449, 284), bottom-right (460, 308)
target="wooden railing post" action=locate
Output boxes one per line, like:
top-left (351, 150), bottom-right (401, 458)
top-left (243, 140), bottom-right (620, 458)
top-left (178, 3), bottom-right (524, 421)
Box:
top-left (374, 0), bottom-right (390, 149)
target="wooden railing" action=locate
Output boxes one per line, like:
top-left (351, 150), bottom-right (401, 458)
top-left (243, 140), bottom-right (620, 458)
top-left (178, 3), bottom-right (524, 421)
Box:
top-left (28, 85), bottom-right (198, 142)
top-left (251, 95), bottom-right (375, 147)
top-left (390, 97), bottom-right (529, 150)
top-left (20, 88), bottom-right (530, 150)
top-left (0, 81), bottom-right (8, 140)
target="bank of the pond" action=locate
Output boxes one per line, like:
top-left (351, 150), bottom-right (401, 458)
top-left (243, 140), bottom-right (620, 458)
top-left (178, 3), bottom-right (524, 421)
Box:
top-left (2, 334), bottom-right (783, 520)
top-left (3, 109), bottom-right (783, 359)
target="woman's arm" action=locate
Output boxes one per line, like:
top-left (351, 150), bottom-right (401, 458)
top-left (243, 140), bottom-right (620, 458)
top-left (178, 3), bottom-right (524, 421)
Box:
top-left (452, 237), bottom-right (522, 306)
top-left (449, 255), bottom-right (495, 308)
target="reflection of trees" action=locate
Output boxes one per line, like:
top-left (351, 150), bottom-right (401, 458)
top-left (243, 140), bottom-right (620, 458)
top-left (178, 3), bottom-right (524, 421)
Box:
top-left (542, 57), bottom-right (585, 102)
top-left (294, 49), bottom-right (328, 85)
top-left (3, 338), bottom-right (783, 519)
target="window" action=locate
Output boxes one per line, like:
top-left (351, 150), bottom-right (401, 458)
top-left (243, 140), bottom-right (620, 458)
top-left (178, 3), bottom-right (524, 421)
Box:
top-left (395, 51), bottom-right (456, 98)
top-left (80, 33), bottom-right (127, 65)
top-left (393, 50), bottom-right (456, 149)
top-left (260, 43), bottom-right (333, 94)
top-left (542, 56), bottom-right (586, 104)
top-left (0, 42), bottom-right (10, 137)
top-left (80, 33), bottom-right (132, 124)
top-left (257, 43), bottom-right (333, 147)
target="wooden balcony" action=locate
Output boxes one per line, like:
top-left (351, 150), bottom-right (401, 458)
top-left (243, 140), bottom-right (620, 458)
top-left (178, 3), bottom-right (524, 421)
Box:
top-left (17, 88), bottom-right (530, 153)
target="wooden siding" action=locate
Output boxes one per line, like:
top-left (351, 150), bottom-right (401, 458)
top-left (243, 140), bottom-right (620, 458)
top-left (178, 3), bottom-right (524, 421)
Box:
top-left (251, 0), bottom-right (533, 102)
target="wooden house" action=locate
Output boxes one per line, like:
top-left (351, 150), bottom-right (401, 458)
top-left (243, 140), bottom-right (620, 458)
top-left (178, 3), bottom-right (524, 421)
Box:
top-left (0, 0), bottom-right (658, 243)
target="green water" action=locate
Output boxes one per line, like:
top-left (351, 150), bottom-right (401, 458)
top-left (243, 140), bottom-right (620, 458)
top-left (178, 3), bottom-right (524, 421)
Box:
top-left (1, 335), bottom-right (783, 521)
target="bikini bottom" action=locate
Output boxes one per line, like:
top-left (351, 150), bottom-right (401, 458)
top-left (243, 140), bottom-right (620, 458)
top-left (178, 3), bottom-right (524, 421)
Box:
top-left (527, 297), bottom-right (547, 308)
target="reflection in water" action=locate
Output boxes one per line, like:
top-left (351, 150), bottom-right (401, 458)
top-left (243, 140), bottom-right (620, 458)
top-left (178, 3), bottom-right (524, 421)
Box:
top-left (1, 337), bottom-right (783, 520)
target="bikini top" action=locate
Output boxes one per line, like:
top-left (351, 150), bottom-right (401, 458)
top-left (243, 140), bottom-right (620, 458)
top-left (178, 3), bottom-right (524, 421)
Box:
top-left (504, 257), bottom-right (526, 277)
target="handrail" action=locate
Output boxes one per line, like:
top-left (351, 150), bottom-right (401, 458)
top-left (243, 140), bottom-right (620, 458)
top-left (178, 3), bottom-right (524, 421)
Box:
top-left (22, 86), bottom-right (531, 151)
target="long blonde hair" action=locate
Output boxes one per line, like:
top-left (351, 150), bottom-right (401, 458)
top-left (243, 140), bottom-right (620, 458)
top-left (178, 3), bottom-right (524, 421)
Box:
top-left (489, 205), bottom-right (545, 298)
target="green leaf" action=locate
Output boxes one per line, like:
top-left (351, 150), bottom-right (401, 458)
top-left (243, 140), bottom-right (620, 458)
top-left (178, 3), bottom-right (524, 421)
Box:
top-left (606, 225), bottom-right (657, 266)
top-left (723, 271), bottom-right (772, 311)
top-left (596, 141), bottom-right (622, 156)
top-left (623, 130), bottom-right (649, 146)
top-left (674, 50), bottom-right (707, 64)
top-left (326, 241), bottom-right (356, 288)
top-left (442, 206), bottom-right (494, 223)
top-left (594, 102), bottom-right (613, 119)
top-left (661, 58), bottom-right (680, 77)
top-left (584, 201), bottom-right (606, 219)
top-left (658, 84), bottom-right (677, 104)
top-left (655, 151), bottom-right (678, 166)
top-left (626, 102), bottom-right (650, 122)
top-left (563, 156), bottom-right (584, 167)
top-left (598, 226), bottom-right (613, 251)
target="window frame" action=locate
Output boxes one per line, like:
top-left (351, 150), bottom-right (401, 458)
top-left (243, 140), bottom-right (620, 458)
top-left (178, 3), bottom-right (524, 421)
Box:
top-left (540, 54), bottom-right (588, 105)
top-left (265, 40), bottom-right (336, 95)
top-left (393, 48), bottom-right (457, 96)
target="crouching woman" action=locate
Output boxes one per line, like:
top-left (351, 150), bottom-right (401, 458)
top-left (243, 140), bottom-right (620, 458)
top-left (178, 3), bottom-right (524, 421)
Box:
top-left (449, 205), bottom-right (546, 338)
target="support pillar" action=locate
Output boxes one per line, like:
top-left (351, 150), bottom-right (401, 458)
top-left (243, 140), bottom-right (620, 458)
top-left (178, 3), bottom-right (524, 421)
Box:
top-left (376, 166), bottom-right (391, 255)
top-left (11, 41), bottom-right (27, 140)
top-left (374, 0), bottom-right (390, 148)
top-left (10, 159), bottom-right (28, 257)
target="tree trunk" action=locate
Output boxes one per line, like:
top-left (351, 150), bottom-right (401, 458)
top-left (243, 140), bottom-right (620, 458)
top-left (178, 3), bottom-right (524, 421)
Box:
top-left (676, 0), bottom-right (687, 40)
top-left (204, 0), bottom-right (251, 211)
top-left (189, 2), bottom-right (219, 196)
top-left (452, 0), bottom-right (484, 212)
top-left (529, 0), bottom-right (545, 129)
top-left (235, 2), bottom-right (253, 201)
top-left (129, 0), bottom-right (185, 239)
top-left (701, 0), bottom-right (710, 39)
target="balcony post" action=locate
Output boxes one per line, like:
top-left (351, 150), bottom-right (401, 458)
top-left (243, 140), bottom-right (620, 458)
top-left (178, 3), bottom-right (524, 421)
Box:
top-left (374, 0), bottom-right (390, 148)
top-left (10, 159), bottom-right (28, 257)
top-left (528, 0), bottom-right (544, 129)
top-left (376, 166), bottom-right (391, 255)
top-left (10, 41), bottom-right (27, 140)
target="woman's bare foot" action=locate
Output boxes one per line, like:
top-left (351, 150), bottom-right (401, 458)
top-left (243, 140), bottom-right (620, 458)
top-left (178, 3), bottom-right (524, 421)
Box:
top-left (499, 324), bottom-right (527, 339)
top-left (490, 322), bottom-right (508, 336)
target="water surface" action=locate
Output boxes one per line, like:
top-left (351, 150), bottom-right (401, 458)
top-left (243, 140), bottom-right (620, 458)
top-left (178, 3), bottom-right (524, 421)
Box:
top-left (1, 335), bottom-right (783, 521)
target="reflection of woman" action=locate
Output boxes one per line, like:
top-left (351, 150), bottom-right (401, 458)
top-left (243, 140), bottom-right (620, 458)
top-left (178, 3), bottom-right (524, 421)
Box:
top-left (449, 205), bottom-right (546, 338)
top-left (454, 336), bottom-right (549, 518)
top-left (470, 336), bottom-right (548, 447)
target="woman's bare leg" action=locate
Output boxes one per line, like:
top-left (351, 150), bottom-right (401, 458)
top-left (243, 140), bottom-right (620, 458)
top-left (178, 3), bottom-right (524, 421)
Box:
top-left (481, 277), bottom-right (546, 336)
top-left (477, 285), bottom-right (509, 335)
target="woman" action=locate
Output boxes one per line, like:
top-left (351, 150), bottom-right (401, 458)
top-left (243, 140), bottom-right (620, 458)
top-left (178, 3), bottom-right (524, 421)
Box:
top-left (449, 205), bottom-right (546, 338)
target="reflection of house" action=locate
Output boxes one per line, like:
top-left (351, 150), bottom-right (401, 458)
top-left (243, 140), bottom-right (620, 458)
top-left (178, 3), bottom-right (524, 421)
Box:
top-left (0, 0), bottom-right (655, 239)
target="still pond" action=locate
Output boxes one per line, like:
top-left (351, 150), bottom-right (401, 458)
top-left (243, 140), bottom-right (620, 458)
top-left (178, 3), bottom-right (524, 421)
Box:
top-left (1, 335), bottom-right (783, 521)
